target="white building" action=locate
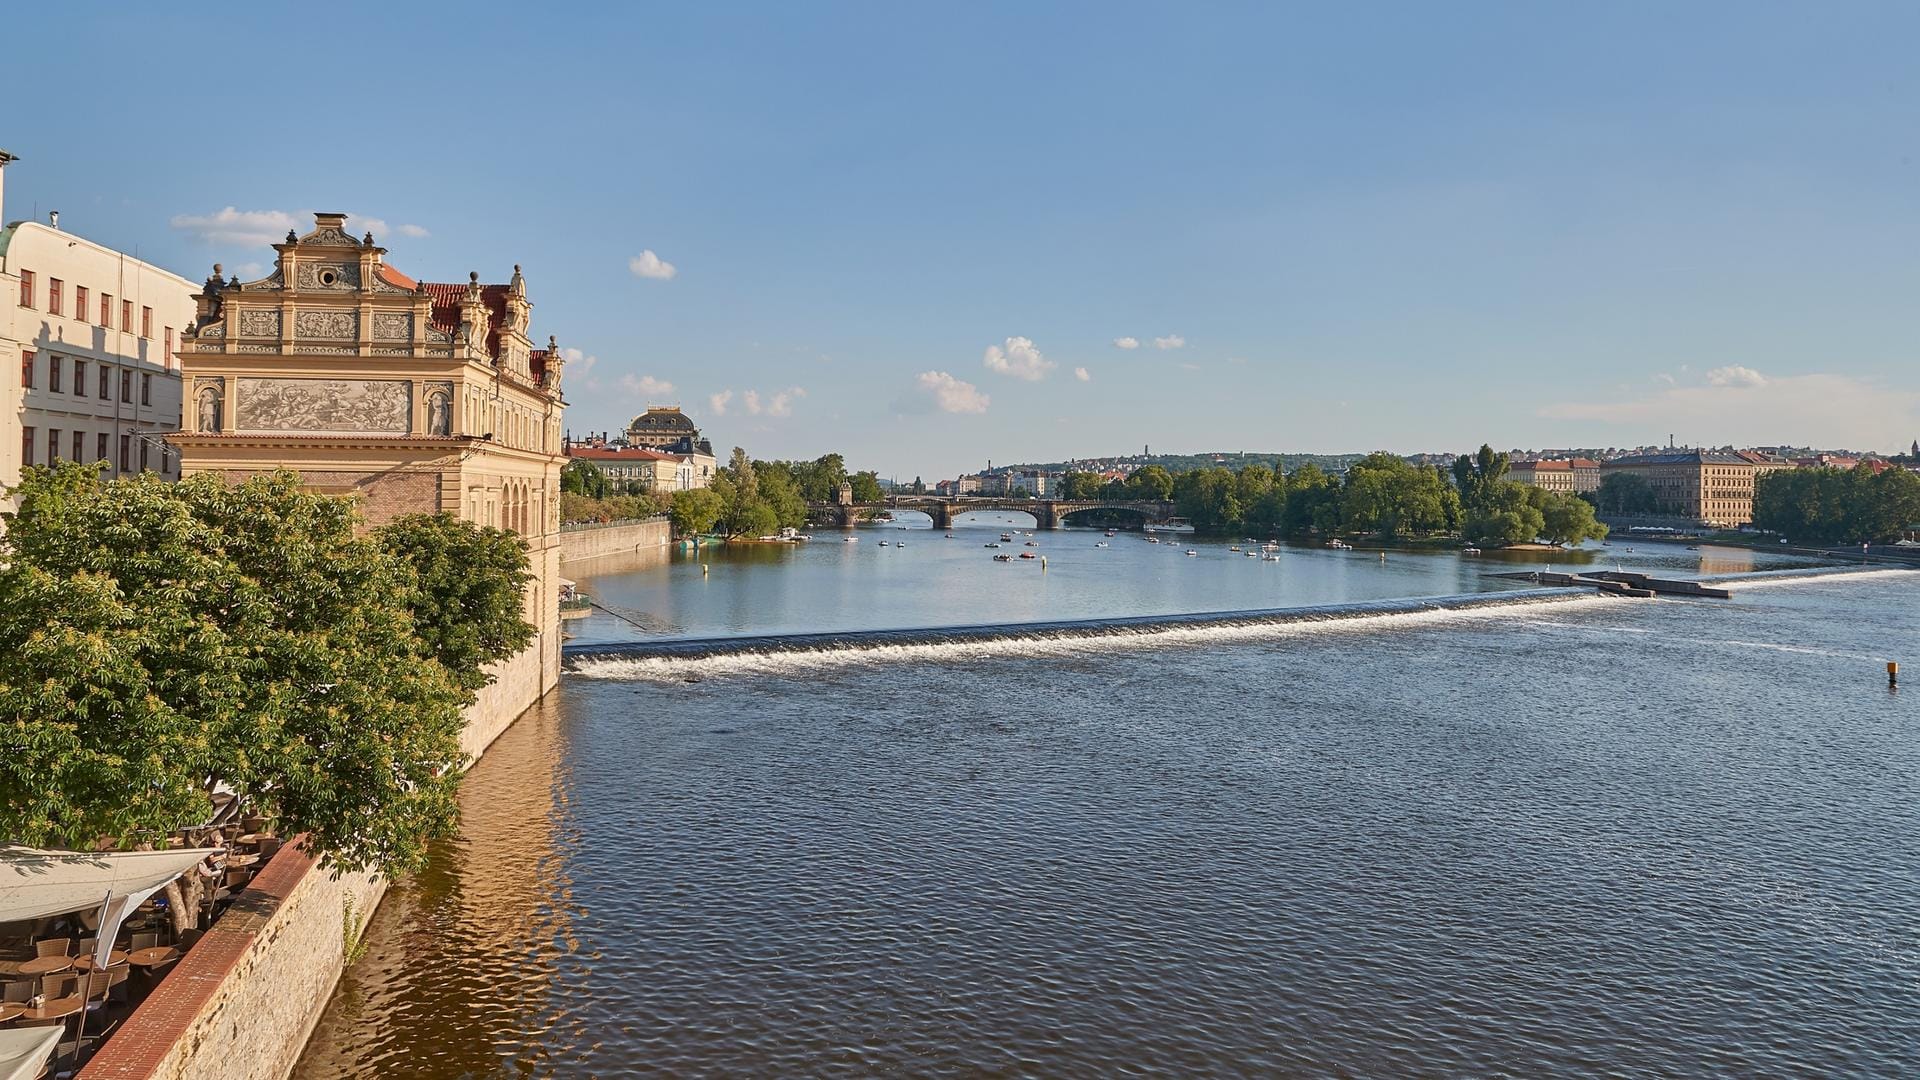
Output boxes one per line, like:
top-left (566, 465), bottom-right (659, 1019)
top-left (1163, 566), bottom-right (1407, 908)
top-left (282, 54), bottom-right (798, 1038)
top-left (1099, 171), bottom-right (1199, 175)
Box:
top-left (0, 150), bottom-right (192, 492)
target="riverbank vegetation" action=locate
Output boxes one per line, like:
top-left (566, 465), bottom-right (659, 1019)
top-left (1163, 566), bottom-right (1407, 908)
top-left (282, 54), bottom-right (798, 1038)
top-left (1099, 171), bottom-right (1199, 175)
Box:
top-left (0, 464), bottom-right (534, 874)
top-left (1754, 464), bottom-right (1920, 544)
top-left (1060, 444), bottom-right (1605, 547)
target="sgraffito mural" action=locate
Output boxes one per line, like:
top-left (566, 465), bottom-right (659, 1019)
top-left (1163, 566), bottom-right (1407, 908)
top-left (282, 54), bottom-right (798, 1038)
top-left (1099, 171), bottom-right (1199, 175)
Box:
top-left (236, 378), bottom-right (413, 433)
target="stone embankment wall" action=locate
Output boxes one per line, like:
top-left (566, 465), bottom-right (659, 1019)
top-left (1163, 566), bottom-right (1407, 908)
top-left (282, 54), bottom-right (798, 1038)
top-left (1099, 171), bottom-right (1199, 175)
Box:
top-left (79, 841), bottom-right (383, 1080)
top-left (558, 516), bottom-right (671, 563)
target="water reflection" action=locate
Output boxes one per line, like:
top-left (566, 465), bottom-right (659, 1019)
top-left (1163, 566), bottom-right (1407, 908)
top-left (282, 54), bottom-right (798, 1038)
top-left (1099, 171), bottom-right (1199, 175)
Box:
top-left (292, 698), bottom-right (579, 1078)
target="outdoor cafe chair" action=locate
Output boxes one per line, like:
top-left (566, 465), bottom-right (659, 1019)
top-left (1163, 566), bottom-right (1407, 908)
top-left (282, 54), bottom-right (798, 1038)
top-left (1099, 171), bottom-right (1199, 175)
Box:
top-left (39, 973), bottom-right (77, 1000)
top-left (129, 933), bottom-right (159, 953)
top-left (3, 979), bottom-right (31, 1002)
top-left (33, 939), bottom-right (70, 959)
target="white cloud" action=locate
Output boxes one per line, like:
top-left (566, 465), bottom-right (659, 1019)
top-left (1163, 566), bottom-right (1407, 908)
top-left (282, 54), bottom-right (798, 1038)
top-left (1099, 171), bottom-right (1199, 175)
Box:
top-left (1706, 364), bottom-right (1768, 388)
top-left (1538, 372), bottom-right (1920, 451)
top-left (917, 371), bottom-right (990, 414)
top-left (169, 207), bottom-right (300, 247)
top-left (1652, 372), bottom-right (1675, 385)
top-left (1112, 336), bottom-right (1141, 350)
top-left (744, 387), bottom-right (806, 417)
top-left (1153, 334), bottom-right (1186, 350)
top-left (983, 336), bottom-right (1054, 381)
top-left (170, 207), bottom-right (428, 248)
top-left (1074, 366), bottom-right (1091, 382)
top-left (561, 346), bottom-right (599, 378)
top-left (629, 250), bottom-right (678, 280)
top-left (619, 373), bottom-right (675, 398)
top-left (709, 390), bottom-right (734, 416)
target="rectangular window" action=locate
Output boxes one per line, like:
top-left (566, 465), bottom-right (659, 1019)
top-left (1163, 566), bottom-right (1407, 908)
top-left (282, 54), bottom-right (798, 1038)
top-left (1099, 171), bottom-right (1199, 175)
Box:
top-left (121, 300), bottom-right (132, 332)
top-left (75, 285), bottom-right (88, 318)
top-left (49, 355), bottom-right (62, 393)
top-left (141, 306), bottom-right (152, 338)
top-left (140, 440), bottom-right (149, 473)
top-left (98, 365), bottom-right (110, 399)
top-left (119, 434), bottom-right (131, 473)
top-left (48, 429), bottom-right (60, 463)
top-left (99, 293), bottom-right (111, 326)
top-left (163, 327), bottom-right (173, 369)
top-left (96, 432), bottom-right (107, 462)
top-left (72, 359), bottom-right (85, 394)
top-left (20, 349), bottom-right (33, 388)
top-left (141, 372), bottom-right (152, 406)
top-left (48, 278), bottom-right (62, 317)
top-left (17, 269), bottom-right (33, 308)
top-left (21, 426), bottom-right (34, 467)
top-left (120, 369), bottom-right (132, 403)
top-left (71, 431), bottom-right (84, 462)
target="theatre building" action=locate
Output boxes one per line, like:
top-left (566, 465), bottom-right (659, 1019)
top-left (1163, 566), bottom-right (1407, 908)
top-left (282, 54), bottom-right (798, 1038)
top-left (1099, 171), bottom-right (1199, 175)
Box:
top-left (167, 213), bottom-right (568, 753)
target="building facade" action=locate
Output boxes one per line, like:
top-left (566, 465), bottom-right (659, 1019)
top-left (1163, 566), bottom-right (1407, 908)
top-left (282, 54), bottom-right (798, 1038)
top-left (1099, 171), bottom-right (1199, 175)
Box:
top-left (568, 444), bottom-right (698, 492)
top-left (166, 213), bottom-right (567, 754)
top-left (0, 151), bottom-right (191, 494)
top-left (1600, 449), bottom-right (1790, 527)
top-left (1510, 457), bottom-right (1600, 494)
top-left (624, 405), bottom-right (715, 486)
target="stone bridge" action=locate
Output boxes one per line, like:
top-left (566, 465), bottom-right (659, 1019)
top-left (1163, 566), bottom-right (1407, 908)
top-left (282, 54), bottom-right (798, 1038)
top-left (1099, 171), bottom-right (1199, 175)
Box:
top-left (808, 495), bottom-right (1179, 530)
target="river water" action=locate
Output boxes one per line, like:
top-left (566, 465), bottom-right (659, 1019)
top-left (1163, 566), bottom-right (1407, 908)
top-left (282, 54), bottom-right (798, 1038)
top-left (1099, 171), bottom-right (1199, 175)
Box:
top-left (292, 532), bottom-right (1918, 1078)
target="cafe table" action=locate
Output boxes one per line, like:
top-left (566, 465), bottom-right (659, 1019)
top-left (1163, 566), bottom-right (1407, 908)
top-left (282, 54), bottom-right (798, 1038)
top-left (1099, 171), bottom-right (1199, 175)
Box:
top-left (74, 949), bottom-right (128, 972)
top-left (20, 995), bottom-right (82, 1024)
top-left (128, 947), bottom-right (181, 969)
top-left (0, 1001), bottom-right (25, 1024)
top-left (17, 955), bottom-right (72, 977)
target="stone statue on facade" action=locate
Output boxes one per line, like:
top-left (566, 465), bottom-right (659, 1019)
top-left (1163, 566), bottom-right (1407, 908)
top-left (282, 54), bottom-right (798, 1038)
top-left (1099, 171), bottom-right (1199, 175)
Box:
top-left (197, 387), bottom-right (223, 433)
top-left (427, 390), bottom-right (451, 435)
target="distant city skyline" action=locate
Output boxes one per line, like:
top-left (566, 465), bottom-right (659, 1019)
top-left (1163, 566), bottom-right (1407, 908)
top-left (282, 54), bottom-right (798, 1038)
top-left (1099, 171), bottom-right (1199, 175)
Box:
top-left (5, 3), bottom-right (1919, 478)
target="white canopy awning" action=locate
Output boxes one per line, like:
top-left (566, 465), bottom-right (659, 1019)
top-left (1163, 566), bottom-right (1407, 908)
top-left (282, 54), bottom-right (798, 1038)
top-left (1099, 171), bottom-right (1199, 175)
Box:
top-left (0, 846), bottom-right (214, 925)
top-left (0, 1028), bottom-right (60, 1080)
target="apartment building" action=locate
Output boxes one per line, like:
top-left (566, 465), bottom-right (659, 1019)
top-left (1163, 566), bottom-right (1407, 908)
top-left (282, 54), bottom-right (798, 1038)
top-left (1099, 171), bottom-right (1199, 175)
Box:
top-left (0, 151), bottom-right (191, 492)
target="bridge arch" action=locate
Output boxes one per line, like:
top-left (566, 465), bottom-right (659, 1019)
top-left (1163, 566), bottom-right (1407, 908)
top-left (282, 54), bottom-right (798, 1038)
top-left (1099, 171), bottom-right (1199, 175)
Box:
top-left (1059, 504), bottom-right (1153, 529)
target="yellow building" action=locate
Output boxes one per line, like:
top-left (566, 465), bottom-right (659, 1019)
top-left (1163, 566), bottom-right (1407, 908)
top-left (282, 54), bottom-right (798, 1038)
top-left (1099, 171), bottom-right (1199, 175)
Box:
top-left (167, 213), bottom-right (566, 755)
top-left (1600, 449), bottom-right (1790, 527)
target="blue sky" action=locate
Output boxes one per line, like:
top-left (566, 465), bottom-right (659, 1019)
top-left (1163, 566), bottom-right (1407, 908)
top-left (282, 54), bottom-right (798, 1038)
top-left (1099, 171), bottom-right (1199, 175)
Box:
top-left (7, 3), bottom-right (1920, 478)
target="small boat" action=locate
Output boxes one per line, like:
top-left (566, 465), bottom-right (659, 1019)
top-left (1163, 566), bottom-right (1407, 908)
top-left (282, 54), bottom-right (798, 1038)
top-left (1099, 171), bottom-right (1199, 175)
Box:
top-left (993, 554), bottom-right (1014, 562)
top-left (1094, 541), bottom-right (1110, 548)
top-left (1024, 541), bottom-right (1038, 547)
top-left (985, 542), bottom-right (1002, 548)
top-left (1245, 551), bottom-right (1259, 557)
top-left (843, 536), bottom-right (859, 543)
top-left (1018, 552), bottom-right (1037, 560)
top-left (1185, 549), bottom-right (1198, 557)
top-left (1147, 537), bottom-right (1160, 544)
top-left (877, 540), bottom-right (888, 547)
top-left (896, 542), bottom-right (907, 548)
top-left (1686, 545), bottom-right (1701, 551)
top-left (1326, 539), bottom-right (1351, 550)
top-left (1263, 553), bottom-right (1282, 561)
top-left (945, 533), bottom-right (955, 538)
top-left (1105, 530), bottom-right (1117, 537)
top-left (1461, 546), bottom-right (1481, 555)
top-left (1229, 546), bottom-right (1242, 552)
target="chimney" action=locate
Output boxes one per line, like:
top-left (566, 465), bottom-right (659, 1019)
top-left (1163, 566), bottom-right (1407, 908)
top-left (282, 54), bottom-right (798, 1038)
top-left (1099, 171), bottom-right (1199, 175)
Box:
top-left (0, 149), bottom-right (15, 229)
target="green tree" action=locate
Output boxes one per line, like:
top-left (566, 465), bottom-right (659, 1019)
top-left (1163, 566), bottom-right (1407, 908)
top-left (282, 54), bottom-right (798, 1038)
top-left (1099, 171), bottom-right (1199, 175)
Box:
top-left (1060, 470), bottom-right (1104, 501)
top-left (375, 513), bottom-right (537, 696)
top-left (670, 487), bottom-right (725, 537)
top-left (561, 457), bottom-right (608, 498)
top-left (1537, 491), bottom-right (1609, 546)
top-left (1462, 480), bottom-right (1546, 546)
top-left (756, 464), bottom-right (809, 529)
top-left (1125, 465), bottom-right (1175, 501)
top-left (1281, 463), bottom-right (1341, 533)
top-left (0, 465), bottom-right (493, 889)
top-left (1451, 444), bottom-right (1510, 512)
top-left (1593, 472), bottom-right (1657, 515)
top-left (850, 470), bottom-right (884, 503)
top-left (1339, 455), bottom-right (1457, 539)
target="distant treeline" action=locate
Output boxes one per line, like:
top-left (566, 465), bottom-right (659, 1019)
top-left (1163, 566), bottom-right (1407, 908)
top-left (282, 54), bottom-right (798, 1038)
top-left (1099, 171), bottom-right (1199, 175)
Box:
top-left (1754, 465), bottom-right (1920, 544)
top-left (1009, 452), bottom-right (1367, 477)
top-left (1059, 445), bottom-right (1606, 546)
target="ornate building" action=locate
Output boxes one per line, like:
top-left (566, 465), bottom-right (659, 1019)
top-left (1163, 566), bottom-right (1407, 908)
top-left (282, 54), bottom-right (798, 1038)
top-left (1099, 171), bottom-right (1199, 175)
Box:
top-left (622, 405), bottom-right (715, 487)
top-left (167, 213), bottom-right (567, 754)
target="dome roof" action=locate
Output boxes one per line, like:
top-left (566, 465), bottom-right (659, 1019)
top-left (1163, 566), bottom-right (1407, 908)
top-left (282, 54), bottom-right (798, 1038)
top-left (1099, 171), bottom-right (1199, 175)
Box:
top-left (627, 407), bottom-right (696, 433)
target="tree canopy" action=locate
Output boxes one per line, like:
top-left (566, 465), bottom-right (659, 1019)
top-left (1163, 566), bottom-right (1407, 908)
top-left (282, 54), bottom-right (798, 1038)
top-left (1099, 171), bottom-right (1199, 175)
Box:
top-left (1754, 465), bottom-right (1920, 544)
top-left (0, 465), bottom-right (534, 874)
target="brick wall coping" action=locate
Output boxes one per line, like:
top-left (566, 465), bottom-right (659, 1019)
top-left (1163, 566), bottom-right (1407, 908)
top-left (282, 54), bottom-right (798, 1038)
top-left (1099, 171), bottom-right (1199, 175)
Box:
top-left (77, 836), bottom-right (320, 1079)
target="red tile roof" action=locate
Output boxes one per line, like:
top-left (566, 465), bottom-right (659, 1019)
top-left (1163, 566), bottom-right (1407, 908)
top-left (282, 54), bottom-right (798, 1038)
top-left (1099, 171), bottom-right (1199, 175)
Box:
top-left (375, 264), bottom-right (418, 290)
top-left (569, 446), bottom-right (677, 462)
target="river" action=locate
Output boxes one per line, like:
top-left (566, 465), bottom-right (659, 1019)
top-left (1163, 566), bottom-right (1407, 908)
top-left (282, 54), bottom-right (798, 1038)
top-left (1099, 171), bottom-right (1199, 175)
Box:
top-left (291, 530), bottom-right (1917, 1077)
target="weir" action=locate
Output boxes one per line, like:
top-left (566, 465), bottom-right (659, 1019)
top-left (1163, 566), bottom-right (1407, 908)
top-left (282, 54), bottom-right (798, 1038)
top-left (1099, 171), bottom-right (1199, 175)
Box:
top-left (561, 587), bottom-right (1587, 667)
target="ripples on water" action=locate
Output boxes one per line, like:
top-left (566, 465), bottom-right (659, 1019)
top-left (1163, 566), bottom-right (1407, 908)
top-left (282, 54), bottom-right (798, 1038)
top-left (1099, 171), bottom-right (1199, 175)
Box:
top-left (294, 572), bottom-right (1920, 1078)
